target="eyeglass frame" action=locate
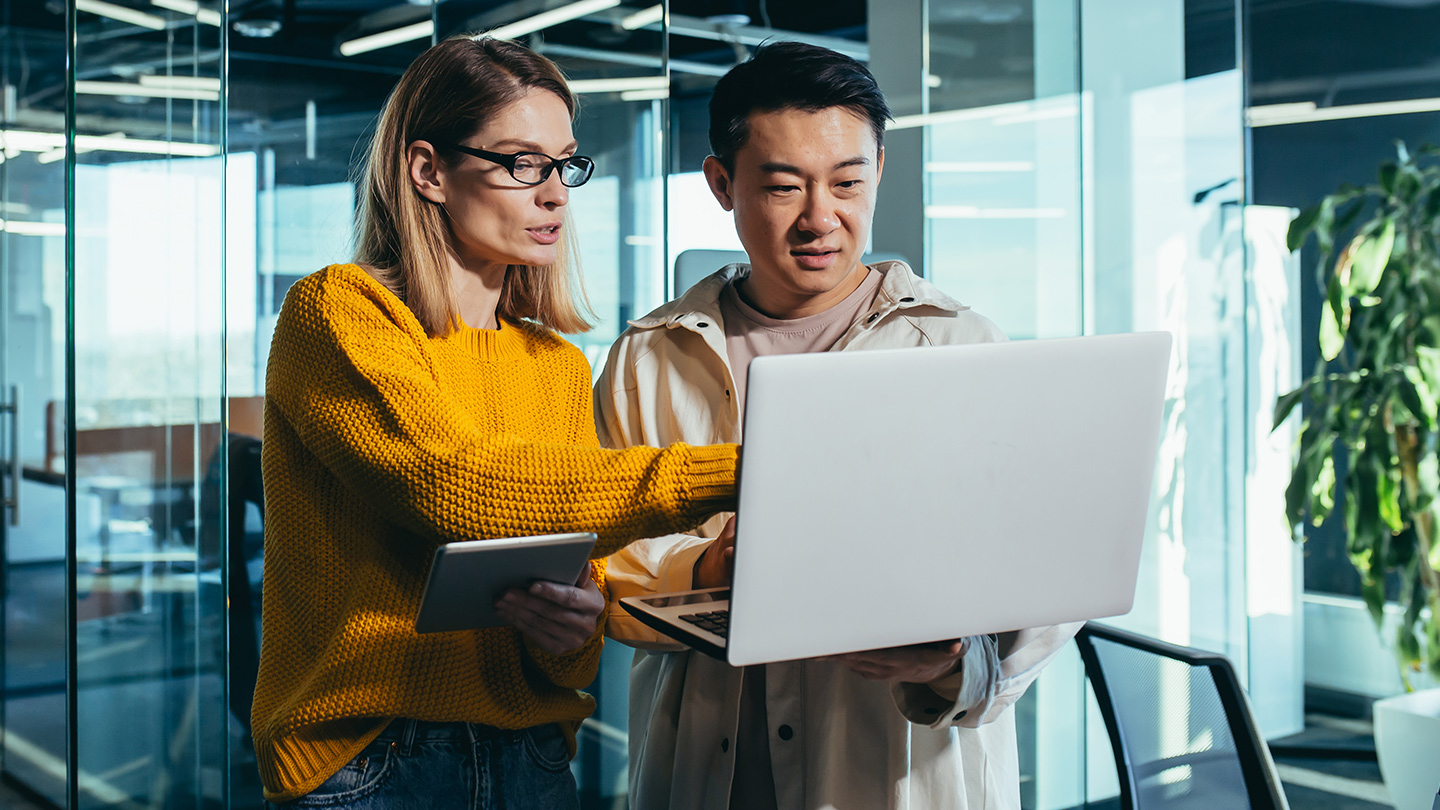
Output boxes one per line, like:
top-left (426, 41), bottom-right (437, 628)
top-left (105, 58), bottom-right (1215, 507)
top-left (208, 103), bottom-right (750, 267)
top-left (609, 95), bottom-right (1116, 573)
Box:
top-left (437, 142), bottom-right (595, 187)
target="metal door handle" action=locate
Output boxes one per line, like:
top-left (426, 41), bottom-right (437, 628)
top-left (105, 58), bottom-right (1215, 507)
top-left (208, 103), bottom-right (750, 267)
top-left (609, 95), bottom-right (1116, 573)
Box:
top-left (3, 384), bottom-right (17, 526)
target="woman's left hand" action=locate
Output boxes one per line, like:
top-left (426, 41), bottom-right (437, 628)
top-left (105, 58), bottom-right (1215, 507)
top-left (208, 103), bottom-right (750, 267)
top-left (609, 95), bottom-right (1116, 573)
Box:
top-left (494, 562), bottom-right (605, 655)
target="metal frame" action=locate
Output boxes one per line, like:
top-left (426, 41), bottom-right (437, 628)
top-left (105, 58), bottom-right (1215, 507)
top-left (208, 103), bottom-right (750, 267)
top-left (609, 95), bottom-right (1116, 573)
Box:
top-left (1075, 622), bottom-right (1290, 810)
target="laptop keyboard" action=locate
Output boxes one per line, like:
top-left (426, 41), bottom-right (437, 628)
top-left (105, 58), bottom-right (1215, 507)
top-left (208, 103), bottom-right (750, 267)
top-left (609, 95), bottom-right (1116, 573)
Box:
top-left (679, 610), bottom-right (729, 638)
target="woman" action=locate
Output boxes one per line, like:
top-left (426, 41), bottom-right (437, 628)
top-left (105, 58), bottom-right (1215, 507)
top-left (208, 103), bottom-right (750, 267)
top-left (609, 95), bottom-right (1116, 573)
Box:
top-left (254, 37), bottom-right (738, 808)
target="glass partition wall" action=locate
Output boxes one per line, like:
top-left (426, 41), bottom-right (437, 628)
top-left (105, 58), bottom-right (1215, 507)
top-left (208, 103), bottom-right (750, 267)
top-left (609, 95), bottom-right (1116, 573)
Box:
top-left (0, 1), bottom-right (1294, 808)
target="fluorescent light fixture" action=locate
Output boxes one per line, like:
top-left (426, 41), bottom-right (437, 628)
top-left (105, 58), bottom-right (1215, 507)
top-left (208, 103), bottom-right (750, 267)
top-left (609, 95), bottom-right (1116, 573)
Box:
top-left (150, 0), bottom-right (221, 26)
top-left (75, 80), bottom-right (219, 101)
top-left (340, 19), bottom-right (434, 57)
top-left (992, 106), bottom-right (1077, 125)
top-left (1247, 98), bottom-right (1440, 127)
top-left (76, 0), bottom-right (166, 30)
top-left (37, 148), bottom-right (66, 165)
top-left (624, 235), bottom-right (659, 246)
top-left (620, 87), bottom-right (668, 101)
top-left (620, 4), bottom-right (663, 29)
top-left (890, 101), bottom-right (1033, 131)
top-left (926, 74), bottom-right (943, 89)
top-left (891, 98), bottom-right (1080, 130)
top-left (484, 0), bottom-right (622, 41)
top-left (0, 220), bottom-right (66, 237)
top-left (926, 205), bottom-right (1066, 219)
top-left (138, 74), bottom-right (222, 92)
top-left (927, 161), bottom-right (1034, 173)
top-left (568, 76), bottom-right (668, 94)
top-left (74, 134), bottom-right (220, 157)
top-left (0, 128), bottom-right (216, 159)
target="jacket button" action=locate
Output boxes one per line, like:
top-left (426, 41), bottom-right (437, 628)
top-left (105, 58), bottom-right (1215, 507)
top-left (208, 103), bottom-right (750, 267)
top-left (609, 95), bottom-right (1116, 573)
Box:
top-left (866, 313), bottom-right (879, 324)
top-left (697, 322), bottom-right (709, 328)
top-left (777, 725), bottom-right (793, 741)
top-left (956, 711), bottom-right (967, 720)
top-left (900, 296), bottom-right (915, 303)
top-left (721, 738), bottom-right (730, 752)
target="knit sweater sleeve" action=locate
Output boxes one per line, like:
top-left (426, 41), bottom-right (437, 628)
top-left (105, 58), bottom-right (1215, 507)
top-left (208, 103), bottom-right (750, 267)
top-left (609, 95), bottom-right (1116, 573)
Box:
top-left (265, 266), bottom-right (737, 557)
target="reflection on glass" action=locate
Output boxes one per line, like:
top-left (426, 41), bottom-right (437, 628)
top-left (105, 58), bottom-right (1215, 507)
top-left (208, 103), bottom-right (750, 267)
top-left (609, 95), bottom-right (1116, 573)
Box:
top-left (70, 0), bottom-right (228, 805)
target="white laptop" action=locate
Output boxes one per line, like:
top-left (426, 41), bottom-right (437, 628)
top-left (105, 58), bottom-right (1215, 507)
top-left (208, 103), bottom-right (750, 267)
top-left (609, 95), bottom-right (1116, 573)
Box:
top-left (619, 332), bottom-right (1172, 667)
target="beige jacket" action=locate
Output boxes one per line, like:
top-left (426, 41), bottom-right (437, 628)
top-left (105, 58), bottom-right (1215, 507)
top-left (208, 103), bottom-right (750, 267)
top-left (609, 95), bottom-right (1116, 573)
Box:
top-left (595, 261), bottom-right (1080, 810)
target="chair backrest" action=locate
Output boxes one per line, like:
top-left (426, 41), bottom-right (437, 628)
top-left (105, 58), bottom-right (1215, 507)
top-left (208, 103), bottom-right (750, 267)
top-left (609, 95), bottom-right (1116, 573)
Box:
top-left (1075, 622), bottom-right (1290, 810)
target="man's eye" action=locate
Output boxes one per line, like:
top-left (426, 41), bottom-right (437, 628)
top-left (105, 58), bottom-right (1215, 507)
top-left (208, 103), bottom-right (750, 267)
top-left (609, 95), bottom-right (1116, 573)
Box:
top-left (768, 185), bottom-right (799, 193)
top-left (837, 180), bottom-right (863, 189)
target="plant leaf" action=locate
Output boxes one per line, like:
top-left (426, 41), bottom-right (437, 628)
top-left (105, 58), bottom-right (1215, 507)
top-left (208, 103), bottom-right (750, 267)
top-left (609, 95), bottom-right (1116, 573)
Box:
top-left (1380, 162), bottom-right (1399, 195)
top-left (1320, 276), bottom-right (1348, 361)
top-left (1312, 455), bottom-right (1337, 526)
top-left (1348, 218), bottom-right (1395, 296)
top-left (1288, 204), bottom-right (1321, 252)
top-left (1378, 466), bottom-right (1404, 533)
top-left (1360, 574), bottom-right (1386, 626)
top-left (1399, 365), bottom-right (1438, 430)
top-left (1273, 385), bottom-right (1306, 430)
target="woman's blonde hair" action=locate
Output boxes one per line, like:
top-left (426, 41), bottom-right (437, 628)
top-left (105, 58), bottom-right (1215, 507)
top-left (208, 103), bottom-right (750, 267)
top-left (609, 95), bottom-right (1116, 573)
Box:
top-left (354, 36), bottom-right (594, 336)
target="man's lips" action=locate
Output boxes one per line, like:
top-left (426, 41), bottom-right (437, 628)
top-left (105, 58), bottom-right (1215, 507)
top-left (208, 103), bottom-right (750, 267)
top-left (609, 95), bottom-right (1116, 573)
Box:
top-left (791, 248), bottom-right (841, 269)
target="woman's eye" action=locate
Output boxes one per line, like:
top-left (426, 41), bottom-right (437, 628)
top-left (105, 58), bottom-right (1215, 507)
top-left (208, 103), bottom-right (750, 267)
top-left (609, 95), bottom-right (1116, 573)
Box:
top-left (513, 157), bottom-right (541, 172)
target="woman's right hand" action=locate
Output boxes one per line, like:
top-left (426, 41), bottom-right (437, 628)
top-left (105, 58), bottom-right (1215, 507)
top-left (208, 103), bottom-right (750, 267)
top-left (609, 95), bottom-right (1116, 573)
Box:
top-left (693, 516), bottom-right (737, 589)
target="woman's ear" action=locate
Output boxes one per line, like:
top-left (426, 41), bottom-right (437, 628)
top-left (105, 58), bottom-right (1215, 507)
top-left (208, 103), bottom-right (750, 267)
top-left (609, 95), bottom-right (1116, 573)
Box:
top-left (408, 140), bottom-right (446, 205)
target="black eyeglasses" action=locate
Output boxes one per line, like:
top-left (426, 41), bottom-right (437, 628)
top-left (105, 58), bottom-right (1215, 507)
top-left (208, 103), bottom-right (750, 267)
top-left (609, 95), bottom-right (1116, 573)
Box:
top-left (441, 143), bottom-right (595, 187)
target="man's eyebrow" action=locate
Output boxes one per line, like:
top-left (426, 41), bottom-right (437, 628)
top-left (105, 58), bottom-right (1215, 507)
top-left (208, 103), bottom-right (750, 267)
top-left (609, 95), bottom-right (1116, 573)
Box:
top-left (488, 138), bottom-right (579, 153)
top-left (758, 161), bottom-right (803, 175)
top-left (757, 157), bottom-right (870, 174)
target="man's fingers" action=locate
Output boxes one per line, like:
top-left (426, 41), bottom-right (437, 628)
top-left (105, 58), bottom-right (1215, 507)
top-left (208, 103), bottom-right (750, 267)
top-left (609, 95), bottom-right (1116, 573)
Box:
top-left (574, 561), bottom-right (594, 587)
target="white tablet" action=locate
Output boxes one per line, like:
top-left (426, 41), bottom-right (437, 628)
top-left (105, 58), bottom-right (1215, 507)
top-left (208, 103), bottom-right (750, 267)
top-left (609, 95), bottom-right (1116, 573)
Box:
top-left (414, 532), bottom-right (598, 634)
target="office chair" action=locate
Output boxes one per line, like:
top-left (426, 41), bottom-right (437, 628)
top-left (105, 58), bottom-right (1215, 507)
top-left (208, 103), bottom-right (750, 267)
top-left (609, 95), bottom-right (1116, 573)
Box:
top-left (1075, 622), bottom-right (1291, 810)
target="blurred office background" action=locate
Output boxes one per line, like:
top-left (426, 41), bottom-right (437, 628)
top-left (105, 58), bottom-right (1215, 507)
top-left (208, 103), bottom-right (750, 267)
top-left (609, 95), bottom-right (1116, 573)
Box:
top-left (0, 0), bottom-right (1434, 807)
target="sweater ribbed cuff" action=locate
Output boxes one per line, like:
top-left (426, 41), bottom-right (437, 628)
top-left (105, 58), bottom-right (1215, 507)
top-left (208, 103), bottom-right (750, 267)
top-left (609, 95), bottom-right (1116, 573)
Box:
top-left (683, 443), bottom-right (740, 514)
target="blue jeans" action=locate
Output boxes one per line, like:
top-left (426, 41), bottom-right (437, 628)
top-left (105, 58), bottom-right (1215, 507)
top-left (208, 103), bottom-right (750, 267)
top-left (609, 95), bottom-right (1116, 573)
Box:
top-left (275, 719), bottom-right (580, 810)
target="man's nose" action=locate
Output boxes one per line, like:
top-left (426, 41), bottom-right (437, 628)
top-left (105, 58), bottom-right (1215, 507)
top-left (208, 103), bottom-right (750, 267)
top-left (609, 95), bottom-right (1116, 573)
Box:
top-left (796, 190), bottom-right (840, 236)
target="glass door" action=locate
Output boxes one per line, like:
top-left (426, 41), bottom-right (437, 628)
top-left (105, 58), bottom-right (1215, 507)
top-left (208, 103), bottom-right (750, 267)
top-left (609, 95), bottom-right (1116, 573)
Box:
top-left (1, 0), bottom-right (72, 805)
top-left (68, 0), bottom-right (229, 806)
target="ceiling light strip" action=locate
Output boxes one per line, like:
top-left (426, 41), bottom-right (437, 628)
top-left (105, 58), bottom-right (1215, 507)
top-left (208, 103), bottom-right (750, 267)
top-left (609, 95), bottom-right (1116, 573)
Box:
top-left (483, 0), bottom-right (622, 41)
top-left (568, 76), bottom-right (668, 94)
top-left (620, 4), bottom-right (663, 30)
top-left (75, 0), bottom-right (167, 30)
top-left (1247, 98), bottom-right (1440, 127)
top-left (340, 20), bottom-right (435, 57)
top-left (150, 0), bottom-right (221, 27)
top-left (75, 81), bottom-right (219, 101)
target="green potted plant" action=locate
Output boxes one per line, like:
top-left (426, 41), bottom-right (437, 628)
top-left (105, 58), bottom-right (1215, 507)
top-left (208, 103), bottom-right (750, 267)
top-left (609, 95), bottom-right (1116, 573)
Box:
top-left (1281, 141), bottom-right (1440, 807)
top-left (1281, 141), bottom-right (1440, 684)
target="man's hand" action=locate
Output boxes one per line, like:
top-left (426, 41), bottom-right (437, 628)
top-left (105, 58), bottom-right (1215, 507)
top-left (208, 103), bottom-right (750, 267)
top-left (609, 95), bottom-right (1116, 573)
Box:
top-left (819, 638), bottom-right (969, 683)
top-left (494, 561), bottom-right (605, 655)
top-left (693, 516), bottom-right (737, 589)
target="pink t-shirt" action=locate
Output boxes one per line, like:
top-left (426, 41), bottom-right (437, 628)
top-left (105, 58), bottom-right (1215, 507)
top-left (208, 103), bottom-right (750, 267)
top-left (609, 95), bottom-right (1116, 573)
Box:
top-left (719, 268), bottom-right (885, 415)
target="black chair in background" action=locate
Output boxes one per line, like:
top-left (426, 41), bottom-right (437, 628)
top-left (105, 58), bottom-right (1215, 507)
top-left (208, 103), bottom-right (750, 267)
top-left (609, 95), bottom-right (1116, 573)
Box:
top-left (1076, 622), bottom-right (1291, 810)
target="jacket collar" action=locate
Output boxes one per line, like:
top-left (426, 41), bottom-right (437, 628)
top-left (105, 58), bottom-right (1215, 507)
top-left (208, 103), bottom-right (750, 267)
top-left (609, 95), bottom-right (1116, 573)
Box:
top-left (626, 260), bottom-right (968, 331)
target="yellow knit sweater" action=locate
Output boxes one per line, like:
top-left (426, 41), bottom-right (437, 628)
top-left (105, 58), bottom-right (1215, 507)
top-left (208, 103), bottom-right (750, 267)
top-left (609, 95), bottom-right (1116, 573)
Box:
top-left (255, 264), bottom-right (738, 802)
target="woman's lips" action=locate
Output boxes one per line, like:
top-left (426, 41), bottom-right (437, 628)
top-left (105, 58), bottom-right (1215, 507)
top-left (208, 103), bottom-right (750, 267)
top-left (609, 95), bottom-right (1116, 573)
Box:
top-left (526, 224), bottom-right (561, 245)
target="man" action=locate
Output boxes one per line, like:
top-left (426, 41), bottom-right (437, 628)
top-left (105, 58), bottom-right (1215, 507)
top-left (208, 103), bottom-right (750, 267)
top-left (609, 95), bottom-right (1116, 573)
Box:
top-left (595, 42), bottom-right (1079, 810)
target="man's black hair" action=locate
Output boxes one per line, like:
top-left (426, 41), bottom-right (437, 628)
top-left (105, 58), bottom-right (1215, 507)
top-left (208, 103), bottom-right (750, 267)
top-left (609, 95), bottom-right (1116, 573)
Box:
top-left (708, 41), bottom-right (892, 173)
